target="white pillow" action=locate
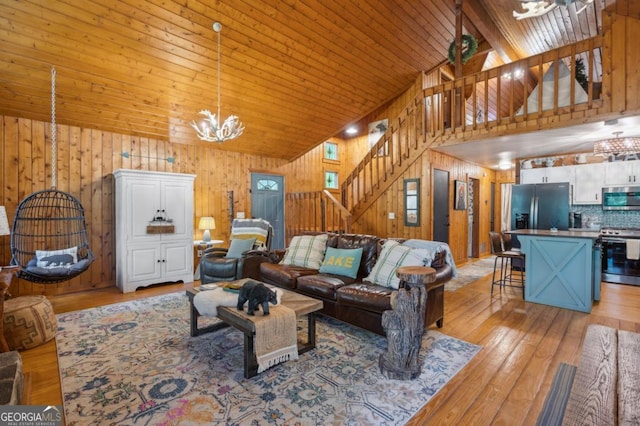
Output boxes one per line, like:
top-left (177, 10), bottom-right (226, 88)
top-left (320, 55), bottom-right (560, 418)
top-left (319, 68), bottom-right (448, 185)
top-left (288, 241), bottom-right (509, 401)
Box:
top-left (280, 234), bottom-right (328, 269)
top-left (36, 246), bottom-right (78, 268)
top-left (364, 240), bottom-right (429, 289)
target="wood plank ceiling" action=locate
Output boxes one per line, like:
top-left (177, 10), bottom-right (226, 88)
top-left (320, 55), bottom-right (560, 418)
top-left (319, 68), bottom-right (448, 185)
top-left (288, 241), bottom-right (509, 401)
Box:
top-left (0, 0), bottom-right (614, 161)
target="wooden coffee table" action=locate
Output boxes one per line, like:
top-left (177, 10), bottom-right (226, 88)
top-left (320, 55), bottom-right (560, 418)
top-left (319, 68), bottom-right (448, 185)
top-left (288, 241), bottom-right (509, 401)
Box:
top-left (186, 284), bottom-right (323, 378)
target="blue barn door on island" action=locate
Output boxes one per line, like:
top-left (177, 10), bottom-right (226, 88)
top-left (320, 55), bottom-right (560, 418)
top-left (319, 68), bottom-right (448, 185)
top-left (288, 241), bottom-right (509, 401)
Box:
top-left (251, 173), bottom-right (285, 249)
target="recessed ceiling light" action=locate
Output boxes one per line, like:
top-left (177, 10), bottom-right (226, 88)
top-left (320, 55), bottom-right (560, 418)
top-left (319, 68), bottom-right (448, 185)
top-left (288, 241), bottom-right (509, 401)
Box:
top-left (345, 126), bottom-right (358, 135)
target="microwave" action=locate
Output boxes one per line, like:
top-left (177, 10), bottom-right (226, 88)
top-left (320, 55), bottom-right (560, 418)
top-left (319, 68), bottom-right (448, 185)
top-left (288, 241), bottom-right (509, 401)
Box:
top-left (602, 186), bottom-right (640, 210)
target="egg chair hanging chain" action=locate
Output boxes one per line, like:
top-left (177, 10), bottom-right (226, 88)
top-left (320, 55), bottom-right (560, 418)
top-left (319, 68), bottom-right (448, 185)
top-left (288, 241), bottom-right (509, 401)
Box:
top-left (51, 67), bottom-right (57, 189)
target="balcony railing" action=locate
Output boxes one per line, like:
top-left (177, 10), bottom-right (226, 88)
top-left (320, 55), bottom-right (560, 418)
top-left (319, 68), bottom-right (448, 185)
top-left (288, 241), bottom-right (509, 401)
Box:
top-left (341, 36), bottom-right (604, 220)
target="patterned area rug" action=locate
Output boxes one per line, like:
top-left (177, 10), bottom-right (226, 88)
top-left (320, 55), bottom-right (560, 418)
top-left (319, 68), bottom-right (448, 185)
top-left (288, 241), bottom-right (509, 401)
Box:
top-left (56, 292), bottom-right (481, 425)
top-left (445, 256), bottom-right (496, 291)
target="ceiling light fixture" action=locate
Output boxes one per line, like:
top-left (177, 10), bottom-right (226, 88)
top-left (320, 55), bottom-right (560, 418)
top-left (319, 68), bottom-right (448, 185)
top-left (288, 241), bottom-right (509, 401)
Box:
top-left (191, 22), bottom-right (244, 143)
top-left (513, 0), bottom-right (593, 20)
top-left (593, 131), bottom-right (640, 156)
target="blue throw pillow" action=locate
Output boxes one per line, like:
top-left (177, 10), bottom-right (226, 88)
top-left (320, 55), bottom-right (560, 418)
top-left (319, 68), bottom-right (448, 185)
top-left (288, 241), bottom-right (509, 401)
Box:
top-left (225, 238), bottom-right (256, 258)
top-left (319, 247), bottom-right (363, 279)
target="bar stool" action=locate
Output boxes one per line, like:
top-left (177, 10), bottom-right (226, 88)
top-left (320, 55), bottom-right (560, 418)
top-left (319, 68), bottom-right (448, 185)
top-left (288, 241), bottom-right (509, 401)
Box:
top-left (489, 232), bottom-right (525, 297)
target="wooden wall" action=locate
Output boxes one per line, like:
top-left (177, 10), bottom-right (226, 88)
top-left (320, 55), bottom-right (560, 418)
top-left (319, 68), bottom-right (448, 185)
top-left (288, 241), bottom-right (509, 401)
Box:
top-left (279, 71), bottom-right (501, 266)
top-left (0, 114), bottom-right (287, 296)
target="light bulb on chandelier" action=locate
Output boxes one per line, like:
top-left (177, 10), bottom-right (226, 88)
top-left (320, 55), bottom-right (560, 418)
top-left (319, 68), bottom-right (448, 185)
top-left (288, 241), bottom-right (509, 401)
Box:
top-left (191, 22), bottom-right (244, 143)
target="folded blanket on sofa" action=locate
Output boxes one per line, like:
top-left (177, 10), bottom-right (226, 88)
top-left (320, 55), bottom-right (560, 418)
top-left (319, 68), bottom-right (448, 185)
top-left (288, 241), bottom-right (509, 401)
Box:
top-left (401, 239), bottom-right (458, 278)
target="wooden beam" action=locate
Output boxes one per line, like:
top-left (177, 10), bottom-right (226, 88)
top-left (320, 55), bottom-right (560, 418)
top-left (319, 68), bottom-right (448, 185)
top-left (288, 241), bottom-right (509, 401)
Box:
top-left (463, 0), bottom-right (521, 63)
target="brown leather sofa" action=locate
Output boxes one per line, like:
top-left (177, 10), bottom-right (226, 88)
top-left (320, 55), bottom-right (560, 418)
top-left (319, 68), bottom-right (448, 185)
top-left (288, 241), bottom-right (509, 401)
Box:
top-left (258, 233), bottom-right (453, 336)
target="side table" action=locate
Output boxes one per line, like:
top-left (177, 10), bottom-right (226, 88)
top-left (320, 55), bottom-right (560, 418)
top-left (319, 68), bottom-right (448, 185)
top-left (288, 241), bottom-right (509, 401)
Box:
top-left (379, 266), bottom-right (436, 380)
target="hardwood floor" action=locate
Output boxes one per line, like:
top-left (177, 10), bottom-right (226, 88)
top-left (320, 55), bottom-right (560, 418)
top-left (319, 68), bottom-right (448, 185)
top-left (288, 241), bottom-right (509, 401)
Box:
top-left (19, 275), bottom-right (640, 425)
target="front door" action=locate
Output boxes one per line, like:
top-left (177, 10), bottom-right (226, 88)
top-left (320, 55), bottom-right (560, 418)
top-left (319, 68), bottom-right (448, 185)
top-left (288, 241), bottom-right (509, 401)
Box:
top-left (251, 173), bottom-right (285, 249)
top-left (433, 169), bottom-right (449, 243)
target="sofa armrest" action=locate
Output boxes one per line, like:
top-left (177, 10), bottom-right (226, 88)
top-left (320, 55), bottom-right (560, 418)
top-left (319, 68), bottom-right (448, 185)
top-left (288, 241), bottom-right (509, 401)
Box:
top-left (433, 264), bottom-right (453, 286)
top-left (265, 249), bottom-right (286, 263)
top-left (238, 254), bottom-right (273, 280)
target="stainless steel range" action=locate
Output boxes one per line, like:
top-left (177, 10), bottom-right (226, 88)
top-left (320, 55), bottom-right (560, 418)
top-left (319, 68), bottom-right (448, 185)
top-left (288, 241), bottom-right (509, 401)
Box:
top-left (601, 227), bottom-right (640, 286)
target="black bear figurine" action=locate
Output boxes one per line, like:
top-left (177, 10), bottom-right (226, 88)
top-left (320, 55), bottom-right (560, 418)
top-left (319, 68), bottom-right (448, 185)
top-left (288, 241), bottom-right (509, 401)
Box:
top-left (236, 280), bottom-right (278, 315)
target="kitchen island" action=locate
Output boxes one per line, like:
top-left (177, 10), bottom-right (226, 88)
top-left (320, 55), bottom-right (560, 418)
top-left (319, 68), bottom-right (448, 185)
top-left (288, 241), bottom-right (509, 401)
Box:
top-left (510, 229), bottom-right (601, 313)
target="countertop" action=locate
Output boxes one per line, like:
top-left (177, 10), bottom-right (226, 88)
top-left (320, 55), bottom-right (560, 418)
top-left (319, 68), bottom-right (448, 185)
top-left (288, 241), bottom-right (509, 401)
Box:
top-left (508, 229), bottom-right (601, 239)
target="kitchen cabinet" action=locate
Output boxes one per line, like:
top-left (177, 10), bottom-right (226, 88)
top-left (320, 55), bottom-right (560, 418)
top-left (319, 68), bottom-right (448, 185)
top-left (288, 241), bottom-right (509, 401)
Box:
top-left (520, 166), bottom-right (574, 184)
top-left (114, 169), bottom-right (196, 293)
top-left (604, 160), bottom-right (640, 185)
top-left (573, 163), bottom-right (605, 204)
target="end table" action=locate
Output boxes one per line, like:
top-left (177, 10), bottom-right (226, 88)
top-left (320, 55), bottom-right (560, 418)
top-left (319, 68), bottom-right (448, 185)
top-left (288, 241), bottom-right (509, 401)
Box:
top-left (379, 266), bottom-right (436, 380)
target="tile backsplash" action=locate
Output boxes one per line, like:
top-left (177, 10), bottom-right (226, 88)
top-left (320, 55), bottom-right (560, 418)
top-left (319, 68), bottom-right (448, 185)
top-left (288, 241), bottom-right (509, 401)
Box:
top-left (570, 205), bottom-right (640, 229)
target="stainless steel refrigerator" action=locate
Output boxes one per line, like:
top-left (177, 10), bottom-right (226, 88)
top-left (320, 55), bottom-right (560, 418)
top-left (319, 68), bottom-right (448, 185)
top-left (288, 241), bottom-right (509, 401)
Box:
top-left (511, 182), bottom-right (571, 231)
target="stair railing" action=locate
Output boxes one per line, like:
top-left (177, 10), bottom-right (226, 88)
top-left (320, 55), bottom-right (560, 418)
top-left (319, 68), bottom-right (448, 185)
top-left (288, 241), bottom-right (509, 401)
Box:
top-left (285, 190), bottom-right (352, 242)
top-left (341, 36), bottom-right (603, 222)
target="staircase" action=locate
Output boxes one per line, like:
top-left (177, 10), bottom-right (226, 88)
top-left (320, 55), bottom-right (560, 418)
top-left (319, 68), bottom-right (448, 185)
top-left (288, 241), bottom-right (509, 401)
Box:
top-left (341, 36), bottom-right (604, 222)
top-left (287, 35), bottom-right (606, 235)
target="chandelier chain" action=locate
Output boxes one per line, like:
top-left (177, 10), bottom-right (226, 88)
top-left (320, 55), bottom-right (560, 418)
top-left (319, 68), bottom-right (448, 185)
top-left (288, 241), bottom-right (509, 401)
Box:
top-left (216, 24), bottom-right (221, 120)
top-left (51, 67), bottom-right (57, 188)
top-left (191, 22), bottom-right (244, 143)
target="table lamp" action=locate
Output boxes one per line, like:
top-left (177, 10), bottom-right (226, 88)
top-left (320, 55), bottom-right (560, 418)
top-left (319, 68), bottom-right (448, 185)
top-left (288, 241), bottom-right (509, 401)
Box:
top-left (198, 216), bottom-right (215, 242)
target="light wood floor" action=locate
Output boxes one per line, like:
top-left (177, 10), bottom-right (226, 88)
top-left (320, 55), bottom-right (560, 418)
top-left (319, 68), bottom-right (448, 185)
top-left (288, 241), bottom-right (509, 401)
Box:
top-left (19, 273), bottom-right (640, 425)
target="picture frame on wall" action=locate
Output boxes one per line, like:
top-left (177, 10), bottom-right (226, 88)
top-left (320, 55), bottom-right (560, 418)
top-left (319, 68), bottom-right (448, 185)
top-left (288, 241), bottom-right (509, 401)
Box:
top-left (404, 178), bottom-right (420, 226)
top-left (454, 180), bottom-right (467, 210)
top-left (368, 119), bottom-right (389, 156)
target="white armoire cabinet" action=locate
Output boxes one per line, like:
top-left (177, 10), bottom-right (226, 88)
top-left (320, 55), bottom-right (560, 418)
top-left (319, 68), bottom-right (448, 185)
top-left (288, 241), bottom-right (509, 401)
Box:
top-left (114, 169), bottom-right (196, 293)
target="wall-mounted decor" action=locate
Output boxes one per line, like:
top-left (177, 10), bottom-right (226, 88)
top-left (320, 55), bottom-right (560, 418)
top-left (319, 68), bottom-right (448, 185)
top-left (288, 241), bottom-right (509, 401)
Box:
top-left (368, 119), bottom-right (388, 150)
top-left (404, 178), bottom-right (420, 226)
top-left (454, 180), bottom-right (467, 211)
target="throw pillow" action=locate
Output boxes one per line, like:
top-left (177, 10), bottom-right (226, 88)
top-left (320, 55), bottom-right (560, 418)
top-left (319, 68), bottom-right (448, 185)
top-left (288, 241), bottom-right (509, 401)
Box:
top-left (35, 246), bottom-right (78, 268)
top-left (364, 240), bottom-right (428, 289)
top-left (225, 238), bottom-right (256, 258)
top-left (318, 247), bottom-right (363, 278)
top-left (280, 234), bottom-right (328, 269)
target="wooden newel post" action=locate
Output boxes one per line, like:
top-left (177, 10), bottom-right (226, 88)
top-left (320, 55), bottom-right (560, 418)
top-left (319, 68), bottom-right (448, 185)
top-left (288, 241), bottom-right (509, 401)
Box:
top-left (379, 266), bottom-right (435, 380)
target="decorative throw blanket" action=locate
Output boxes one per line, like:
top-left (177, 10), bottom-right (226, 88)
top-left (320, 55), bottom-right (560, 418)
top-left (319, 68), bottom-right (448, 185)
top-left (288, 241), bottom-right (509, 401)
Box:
top-left (250, 305), bottom-right (298, 373)
top-left (230, 218), bottom-right (272, 249)
top-left (401, 239), bottom-right (458, 278)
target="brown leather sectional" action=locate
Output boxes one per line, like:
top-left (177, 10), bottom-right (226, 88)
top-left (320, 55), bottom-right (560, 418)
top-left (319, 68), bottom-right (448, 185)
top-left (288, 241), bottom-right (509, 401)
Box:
top-left (257, 233), bottom-right (453, 336)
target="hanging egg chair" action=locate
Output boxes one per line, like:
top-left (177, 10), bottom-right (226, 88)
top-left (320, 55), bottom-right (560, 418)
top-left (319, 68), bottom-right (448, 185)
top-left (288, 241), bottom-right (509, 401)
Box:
top-left (9, 68), bottom-right (95, 283)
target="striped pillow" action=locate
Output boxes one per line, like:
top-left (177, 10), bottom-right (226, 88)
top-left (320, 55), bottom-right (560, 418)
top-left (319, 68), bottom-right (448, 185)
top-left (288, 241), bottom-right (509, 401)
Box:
top-left (364, 240), bottom-right (429, 289)
top-left (280, 234), bottom-right (328, 269)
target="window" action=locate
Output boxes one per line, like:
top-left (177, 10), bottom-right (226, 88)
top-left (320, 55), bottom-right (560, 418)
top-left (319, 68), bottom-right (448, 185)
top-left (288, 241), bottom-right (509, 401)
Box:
top-left (324, 142), bottom-right (338, 161)
top-left (325, 171), bottom-right (339, 190)
top-left (257, 179), bottom-right (279, 191)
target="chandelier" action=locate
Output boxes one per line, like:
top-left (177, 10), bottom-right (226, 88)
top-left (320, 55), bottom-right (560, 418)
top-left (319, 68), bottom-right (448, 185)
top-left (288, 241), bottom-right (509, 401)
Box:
top-left (513, 0), bottom-right (593, 20)
top-left (191, 22), bottom-right (244, 143)
top-left (593, 131), bottom-right (640, 156)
